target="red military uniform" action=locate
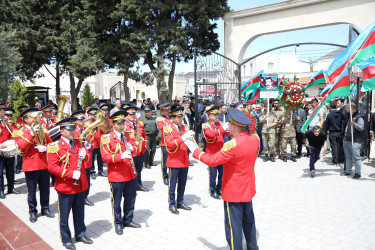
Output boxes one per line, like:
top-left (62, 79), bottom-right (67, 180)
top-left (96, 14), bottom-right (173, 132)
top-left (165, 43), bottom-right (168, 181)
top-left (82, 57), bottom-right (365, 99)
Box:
top-left (0, 120), bottom-right (12, 143)
top-left (203, 120), bottom-right (230, 154)
top-left (100, 132), bottom-right (139, 182)
top-left (163, 123), bottom-right (190, 168)
top-left (16, 116), bottom-right (25, 127)
top-left (193, 131), bottom-right (259, 202)
top-left (157, 116), bottom-right (172, 147)
top-left (124, 120), bottom-right (142, 157)
top-left (47, 138), bottom-right (89, 194)
top-left (74, 127), bottom-right (92, 169)
top-left (40, 116), bottom-right (55, 129)
top-left (137, 120), bottom-right (147, 154)
top-left (14, 126), bottom-right (52, 172)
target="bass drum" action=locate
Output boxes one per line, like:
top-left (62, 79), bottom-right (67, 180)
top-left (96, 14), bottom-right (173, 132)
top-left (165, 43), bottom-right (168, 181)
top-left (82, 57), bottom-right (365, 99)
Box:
top-left (0, 139), bottom-right (19, 158)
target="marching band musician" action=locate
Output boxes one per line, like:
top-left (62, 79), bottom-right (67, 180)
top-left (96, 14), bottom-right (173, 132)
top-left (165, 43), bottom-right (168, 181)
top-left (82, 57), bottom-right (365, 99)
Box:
top-left (185, 109), bottom-right (259, 250)
top-left (100, 104), bottom-right (110, 118)
top-left (47, 117), bottom-right (93, 249)
top-left (40, 105), bottom-right (55, 128)
top-left (4, 108), bottom-right (20, 131)
top-left (86, 107), bottom-right (106, 179)
top-left (13, 107), bottom-right (54, 223)
top-left (100, 110), bottom-right (141, 235)
top-left (72, 110), bottom-right (94, 206)
top-left (83, 105), bottom-right (91, 119)
top-left (0, 105), bottom-right (20, 199)
top-left (157, 102), bottom-right (172, 185)
top-left (202, 106), bottom-right (230, 199)
top-left (124, 105), bottom-right (148, 192)
top-left (15, 105), bottom-right (28, 174)
top-left (163, 106), bottom-right (195, 214)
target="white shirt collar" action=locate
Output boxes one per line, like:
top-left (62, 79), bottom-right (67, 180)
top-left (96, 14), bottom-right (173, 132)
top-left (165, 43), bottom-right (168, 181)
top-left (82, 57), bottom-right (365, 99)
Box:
top-left (61, 136), bottom-right (70, 145)
top-left (25, 125), bottom-right (31, 130)
top-left (113, 129), bottom-right (121, 139)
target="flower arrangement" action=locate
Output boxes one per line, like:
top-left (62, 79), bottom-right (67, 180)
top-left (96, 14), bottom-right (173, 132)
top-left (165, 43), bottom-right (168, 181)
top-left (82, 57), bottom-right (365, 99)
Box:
top-left (278, 79), bottom-right (308, 113)
top-left (243, 110), bottom-right (257, 134)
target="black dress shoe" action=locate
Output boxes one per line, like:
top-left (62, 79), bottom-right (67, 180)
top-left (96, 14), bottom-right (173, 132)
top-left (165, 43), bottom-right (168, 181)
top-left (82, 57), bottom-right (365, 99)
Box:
top-left (90, 174), bottom-right (96, 180)
top-left (15, 169), bottom-right (21, 174)
top-left (169, 205), bottom-right (179, 214)
top-left (163, 179), bottom-right (168, 186)
top-left (0, 191), bottom-right (5, 199)
top-left (210, 192), bottom-right (221, 199)
top-left (217, 190), bottom-right (222, 196)
top-left (98, 172), bottom-right (107, 177)
top-left (115, 225), bottom-right (123, 235)
top-left (8, 188), bottom-right (21, 194)
top-left (177, 203), bottom-right (192, 210)
top-left (291, 156), bottom-right (297, 162)
top-left (137, 186), bottom-right (149, 192)
top-left (150, 163), bottom-right (157, 166)
top-left (124, 222), bottom-right (141, 228)
top-left (344, 172), bottom-right (351, 176)
top-left (84, 199), bottom-right (94, 206)
top-left (353, 174), bottom-right (361, 179)
top-left (76, 236), bottom-right (93, 244)
top-left (63, 242), bottom-right (76, 250)
top-left (14, 180), bottom-right (22, 184)
top-left (29, 213), bottom-right (37, 223)
top-left (144, 165), bottom-right (151, 169)
top-left (42, 210), bottom-right (55, 218)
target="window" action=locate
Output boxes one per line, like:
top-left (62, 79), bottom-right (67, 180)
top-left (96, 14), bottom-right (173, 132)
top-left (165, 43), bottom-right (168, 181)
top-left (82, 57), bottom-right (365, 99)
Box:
top-left (250, 63), bottom-right (253, 75)
top-left (268, 62), bottom-right (274, 73)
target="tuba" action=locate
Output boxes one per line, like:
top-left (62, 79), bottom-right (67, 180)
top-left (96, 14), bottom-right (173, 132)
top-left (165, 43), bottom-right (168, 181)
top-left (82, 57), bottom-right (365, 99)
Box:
top-left (56, 95), bottom-right (70, 122)
top-left (29, 111), bottom-right (48, 146)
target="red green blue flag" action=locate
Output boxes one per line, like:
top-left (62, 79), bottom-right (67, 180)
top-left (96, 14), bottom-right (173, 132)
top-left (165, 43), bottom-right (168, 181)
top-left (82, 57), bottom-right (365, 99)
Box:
top-left (357, 58), bottom-right (375, 91)
top-left (305, 70), bottom-right (326, 89)
top-left (241, 70), bottom-right (263, 94)
top-left (301, 95), bottom-right (328, 133)
top-left (326, 69), bottom-right (350, 101)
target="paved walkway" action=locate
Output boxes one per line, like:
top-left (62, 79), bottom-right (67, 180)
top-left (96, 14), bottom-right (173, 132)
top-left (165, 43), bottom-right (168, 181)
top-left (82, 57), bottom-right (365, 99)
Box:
top-left (1, 147), bottom-right (375, 249)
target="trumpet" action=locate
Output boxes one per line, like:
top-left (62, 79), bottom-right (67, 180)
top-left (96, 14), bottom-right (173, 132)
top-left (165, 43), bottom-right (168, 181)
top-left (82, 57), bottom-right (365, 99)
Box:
top-left (29, 111), bottom-right (47, 146)
top-left (121, 130), bottom-right (137, 176)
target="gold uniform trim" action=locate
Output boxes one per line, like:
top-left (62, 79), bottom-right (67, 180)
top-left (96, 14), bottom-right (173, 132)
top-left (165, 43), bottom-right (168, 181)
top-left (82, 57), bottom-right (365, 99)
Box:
top-left (226, 201), bottom-right (235, 250)
top-left (61, 169), bottom-right (67, 178)
top-left (12, 130), bottom-right (23, 138)
top-left (101, 135), bottom-right (111, 145)
top-left (157, 117), bottom-right (164, 122)
top-left (220, 139), bottom-right (237, 153)
top-left (198, 152), bottom-right (204, 161)
top-left (47, 143), bottom-right (60, 154)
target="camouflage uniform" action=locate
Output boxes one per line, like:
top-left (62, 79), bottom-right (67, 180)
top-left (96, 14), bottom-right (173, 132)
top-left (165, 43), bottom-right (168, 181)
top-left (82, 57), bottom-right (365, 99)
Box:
top-left (280, 114), bottom-right (299, 158)
top-left (274, 109), bottom-right (284, 158)
top-left (260, 111), bottom-right (278, 155)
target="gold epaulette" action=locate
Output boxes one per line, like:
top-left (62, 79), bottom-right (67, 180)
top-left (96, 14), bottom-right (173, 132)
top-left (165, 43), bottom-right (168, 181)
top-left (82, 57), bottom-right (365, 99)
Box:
top-left (202, 122), bottom-right (209, 130)
top-left (12, 130), bottom-right (23, 138)
top-left (138, 121), bottom-right (144, 126)
top-left (220, 138), bottom-right (237, 152)
top-left (163, 125), bottom-right (172, 134)
top-left (47, 142), bottom-right (59, 154)
top-left (157, 117), bottom-right (164, 122)
top-left (101, 133), bottom-right (111, 145)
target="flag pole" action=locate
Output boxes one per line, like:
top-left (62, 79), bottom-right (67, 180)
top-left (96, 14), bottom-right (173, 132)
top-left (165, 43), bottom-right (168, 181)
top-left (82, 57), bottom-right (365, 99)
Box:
top-left (348, 95), bottom-right (354, 145)
top-left (267, 98), bottom-right (269, 125)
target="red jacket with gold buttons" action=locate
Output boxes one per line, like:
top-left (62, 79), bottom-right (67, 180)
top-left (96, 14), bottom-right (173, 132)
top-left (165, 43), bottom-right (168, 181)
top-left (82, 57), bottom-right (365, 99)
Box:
top-left (75, 127), bottom-right (92, 169)
top-left (124, 119), bottom-right (144, 157)
top-left (40, 116), bottom-right (55, 129)
top-left (47, 138), bottom-right (89, 194)
top-left (202, 120), bottom-right (230, 154)
top-left (192, 132), bottom-right (259, 202)
top-left (157, 116), bottom-right (172, 147)
top-left (14, 126), bottom-right (52, 172)
top-left (163, 123), bottom-right (189, 168)
top-left (100, 132), bottom-right (139, 182)
top-left (0, 120), bottom-right (13, 143)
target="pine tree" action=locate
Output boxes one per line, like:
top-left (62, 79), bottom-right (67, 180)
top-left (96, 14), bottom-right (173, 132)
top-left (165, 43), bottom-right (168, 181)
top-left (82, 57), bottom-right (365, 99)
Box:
top-left (9, 80), bottom-right (28, 116)
top-left (81, 83), bottom-right (95, 107)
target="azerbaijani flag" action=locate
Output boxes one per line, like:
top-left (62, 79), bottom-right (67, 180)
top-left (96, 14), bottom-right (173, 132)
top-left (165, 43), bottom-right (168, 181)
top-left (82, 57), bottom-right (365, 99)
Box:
top-left (348, 26), bottom-right (375, 68)
top-left (241, 70), bottom-right (263, 94)
top-left (251, 88), bottom-right (260, 101)
top-left (301, 95), bottom-right (328, 133)
top-left (305, 70), bottom-right (326, 89)
top-left (320, 84), bottom-right (332, 98)
top-left (326, 21), bottom-right (375, 84)
top-left (357, 58), bottom-right (375, 91)
top-left (326, 69), bottom-right (350, 101)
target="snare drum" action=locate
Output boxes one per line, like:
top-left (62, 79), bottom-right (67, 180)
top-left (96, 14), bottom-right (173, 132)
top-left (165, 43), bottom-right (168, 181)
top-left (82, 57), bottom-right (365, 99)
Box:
top-left (0, 139), bottom-right (18, 158)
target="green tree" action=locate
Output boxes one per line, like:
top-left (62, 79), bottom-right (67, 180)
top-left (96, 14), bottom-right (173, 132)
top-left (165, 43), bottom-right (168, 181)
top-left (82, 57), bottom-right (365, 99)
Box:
top-left (81, 83), bottom-right (95, 107)
top-left (9, 80), bottom-right (28, 116)
top-left (0, 28), bottom-right (21, 101)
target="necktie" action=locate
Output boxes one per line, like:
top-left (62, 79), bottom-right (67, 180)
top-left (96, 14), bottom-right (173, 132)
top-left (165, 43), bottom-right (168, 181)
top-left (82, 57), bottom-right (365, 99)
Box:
top-left (120, 133), bottom-right (125, 144)
top-left (133, 122), bottom-right (136, 131)
top-left (80, 128), bottom-right (83, 133)
top-left (69, 140), bottom-right (75, 153)
top-left (47, 119), bottom-right (50, 126)
top-left (178, 125), bottom-right (182, 134)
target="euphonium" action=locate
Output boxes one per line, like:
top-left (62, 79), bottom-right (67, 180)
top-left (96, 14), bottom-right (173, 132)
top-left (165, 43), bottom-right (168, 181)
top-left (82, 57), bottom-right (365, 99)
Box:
top-left (56, 95), bottom-right (70, 122)
top-left (29, 111), bottom-right (47, 146)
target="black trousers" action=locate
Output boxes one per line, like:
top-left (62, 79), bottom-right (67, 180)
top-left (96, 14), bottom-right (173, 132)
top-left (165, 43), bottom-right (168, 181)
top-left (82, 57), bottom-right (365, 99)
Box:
top-left (329, 131), bottom-right (344, 164)
top-left (58, 191), bottom-right (86, 243)
top-left (224, 201), bottom-right (258, 250)
top-left (25, 169), bottom-right (50, 215)
top-left (134, 154), bottom-right (145, 187)
top-left (161, 146), bottom-right (168, 181)
top-left (209, 165), bottom-right (223, 195)
top-left (109, 179), bottom-right (137, 226)
top-left (0, 156), bottom-right (15, 191)
top-left (296, 132), bottom-right (304, 156)
top-left (90, 148), bottom-right (103, 175)
top-left (168, 167), bottom-right (188, 207)
top-left (16, 155), bottom-right (23, 171)
top-left (84, 168), bottom-right (91, 201)
top-left (145, 134), bottom-right (157, 166)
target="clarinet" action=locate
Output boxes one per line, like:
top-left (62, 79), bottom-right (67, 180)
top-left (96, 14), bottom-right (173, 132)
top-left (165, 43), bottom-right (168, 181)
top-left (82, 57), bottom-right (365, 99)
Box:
top-left (122, 131), bottom-right (137, 175)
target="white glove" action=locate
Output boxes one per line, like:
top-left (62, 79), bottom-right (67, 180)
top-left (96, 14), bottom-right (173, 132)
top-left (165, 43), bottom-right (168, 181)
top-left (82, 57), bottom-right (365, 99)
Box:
top-left (121, 150), bottom-right (132, 159)
top-left (35, 145), bottom-right (47, 153)
top-left (222, 122), bottom-right (229, 131)
top-left (72, 170), bottom-right (81, 180)
top-left (84, 141), bottom-right (91, 150)
top-left (185, 139), bottom-right (198, 153)
top-left (181, 130), bottom-right (195, 141)
top-left (78, 149), bottom-right (86, 160)
top-left (126, 143), bottom-right (134, 152)
top-left (33, 124), bottom-right (40, 131)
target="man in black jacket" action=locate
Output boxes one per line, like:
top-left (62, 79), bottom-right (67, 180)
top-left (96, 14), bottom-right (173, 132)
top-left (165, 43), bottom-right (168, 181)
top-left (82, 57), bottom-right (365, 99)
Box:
top-left (324, 100), bottom-right (344, 164)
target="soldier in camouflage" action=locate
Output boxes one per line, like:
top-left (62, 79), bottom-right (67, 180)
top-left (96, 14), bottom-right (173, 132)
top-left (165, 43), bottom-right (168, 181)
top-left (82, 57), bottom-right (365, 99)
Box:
top-left (280, 110), bottom-right (300, 162)
top-left (259, 102), bottom-right (279, 162)
top-left (273, 100), bottom-right (284, 159)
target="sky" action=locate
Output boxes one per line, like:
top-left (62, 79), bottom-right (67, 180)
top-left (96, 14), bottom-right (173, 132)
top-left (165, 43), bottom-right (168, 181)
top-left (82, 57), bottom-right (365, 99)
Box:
top-left (174, 0), bottom-right (352, 74)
